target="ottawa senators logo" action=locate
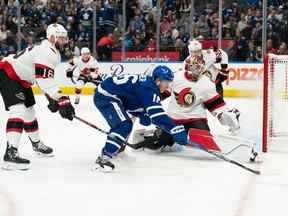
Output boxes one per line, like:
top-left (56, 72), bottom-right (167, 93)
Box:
top-left (174, 87), bottom-right (196, 106)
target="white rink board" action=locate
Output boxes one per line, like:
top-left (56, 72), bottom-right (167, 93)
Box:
top-left (55, 62), bottom-right (263, 93)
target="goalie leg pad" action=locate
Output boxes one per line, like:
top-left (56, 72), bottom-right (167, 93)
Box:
top-left (188, 128), bottom-right (221, 152)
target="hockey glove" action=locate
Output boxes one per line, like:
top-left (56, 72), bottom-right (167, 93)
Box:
top-left (78, 74), bottom-right (89, 84)
top-left (58, 96), bottom-right (75, 121)
top-left (46, 94), bottom-right (59, 113)
top-left (66, 68), bottom-right (74, 78)
top-left (215, 68), bottom-right (229, 84)
top-left (217, 108), bottom-right (240, 133)
top-left (170, 125), bottom-right (188, 145)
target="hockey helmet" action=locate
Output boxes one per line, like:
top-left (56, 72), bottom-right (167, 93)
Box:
top-left (152, 65), bottom-right (174, 82)
top-left (188, 40), bottom-right (202, 56)
top-left (81, 47), bottom-right (91, 55)
top-left (46, 23), bottom-right (68, 40)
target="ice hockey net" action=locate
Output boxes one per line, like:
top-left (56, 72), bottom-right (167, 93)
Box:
top-left (263, 54), bottom-right (288, 152)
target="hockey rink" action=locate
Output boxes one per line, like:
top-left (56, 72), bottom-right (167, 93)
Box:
top-left (0, 95), bottom-right (287, 216)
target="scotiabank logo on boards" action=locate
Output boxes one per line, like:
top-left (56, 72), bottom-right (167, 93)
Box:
top-left (112, 52), bottom-right (180, 62)
top-left (226, 66), bottom-right (263, 85)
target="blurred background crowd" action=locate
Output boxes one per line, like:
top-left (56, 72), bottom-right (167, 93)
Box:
top-left (0, 0), bottom-right (287, 61)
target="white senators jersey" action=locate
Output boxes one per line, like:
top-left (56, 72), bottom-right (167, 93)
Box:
top-left (1, 40), bottom-right (61, 99)
top-left (167, 70), bottom-right (226, 123)
top-left (71, 56), bottom-right (100, 76)
top-left (184, 48), bottom-right (228, 81)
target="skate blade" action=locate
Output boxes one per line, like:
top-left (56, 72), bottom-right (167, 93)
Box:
top-left (91, 164), bottom-right (114, 173)
top-left (34, 152), bottom-right (54, 158)
top-left (1, 162), bottom-right (30, 171)
top-left (160, 144), bottom-right (185, 153)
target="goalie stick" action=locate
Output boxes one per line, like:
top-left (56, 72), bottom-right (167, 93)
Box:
top-left (74, 115), bottom-right (260, 175)
top-left (187, 141), bottom-right (260, 175)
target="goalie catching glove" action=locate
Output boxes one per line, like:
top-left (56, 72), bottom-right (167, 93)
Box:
top-left (47, 95), bottom-right (75, 121)
top-left (214, 108), bottom-right (240, 133)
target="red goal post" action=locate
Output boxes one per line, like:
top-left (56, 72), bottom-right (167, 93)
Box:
top-left (263, 54), bottom-right (288, 152)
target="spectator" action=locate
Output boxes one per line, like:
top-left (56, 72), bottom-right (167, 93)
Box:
top-left (97, 33), bottom-right (114, 60)
top-left (0, 42), bottom-right (8, 58)
top-left (6, 15), bottom-right (17, 34)
top-left (194, 14), bottom-right (209, 38)
top-left (255, 46), bottom-right (262, 62)
top-left (78, 1), bottom-right (93, 32)
top-left (267, 39), bottom-right (277, 54)
top-left (278, 42), bottom-right (288, 55)
top-left (226, 40), bottom-right (238, 60)
top-left (160, 16), bottom-right (172, 35)
top-left (160, 30), bottom-right (174, 51)
top-left (129, 15), bottom-right (145, 36)
top-left (251, 22), bottom-right (262, 47)
top-left (75, 24), bottom-right (91, 47)
top-left (133, 36), bottom-right (145, 51)
top-left (145, 37), bottom-right (156, 52)
top-left (237, 13), bottom-right (247, 33)
top-left (246, 41), bottom-right (257, 62)
top-left (140, 0), bottom-right (153, 14)
top-left (175, 38), bottom-right (186, 60)
top-left (0, 24), bottom-right (7, 41)
top-left (102, 0), bottom-right (118, 34)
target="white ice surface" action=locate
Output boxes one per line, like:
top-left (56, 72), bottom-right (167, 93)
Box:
top-left (0, 96), bottom-right (287, 216)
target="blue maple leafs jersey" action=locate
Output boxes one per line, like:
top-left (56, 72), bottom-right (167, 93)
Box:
top-left (98, 74), bottom-right (182, 135)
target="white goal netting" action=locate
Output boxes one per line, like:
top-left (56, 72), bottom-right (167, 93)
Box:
top-left (263, 54), bottom-right (288, 152)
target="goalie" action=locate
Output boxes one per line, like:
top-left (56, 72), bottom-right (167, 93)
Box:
top-left (133, 56), bottom-right (241, 153)
top-left (67, 47), bottom-right (102, 104)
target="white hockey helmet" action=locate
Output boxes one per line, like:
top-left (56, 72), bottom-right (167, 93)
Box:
top-left (188, 40), bottom-right (202, 56)
top-left (46, 23), bottom-right (68, 40)
top-left (81, 47), bottom-right (91, 55)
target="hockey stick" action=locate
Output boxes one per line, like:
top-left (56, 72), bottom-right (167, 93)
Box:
top-left (70, 74), bottom-right (102, 85)
top-left (74, 115), bottom-right (136, 149)
top-left (187, 141), bottom-right (261, 175)
top-left (74, 116), bottom-right (260, 175)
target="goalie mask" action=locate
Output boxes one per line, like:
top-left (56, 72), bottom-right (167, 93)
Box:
top-left (184, 56), bottom-right (205, 81)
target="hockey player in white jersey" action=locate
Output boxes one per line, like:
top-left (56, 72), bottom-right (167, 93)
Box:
top-left (132, 56), bottom-right (240, 152)
top-left (0, 23), bottom-right (75, 170)
top-left (67, 47), bottom-right (101, 104)
top-left (185, 40), bottom-right (229, 97)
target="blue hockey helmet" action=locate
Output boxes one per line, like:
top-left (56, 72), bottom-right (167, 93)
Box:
top-left (152, 65), bottom-right (174, 82)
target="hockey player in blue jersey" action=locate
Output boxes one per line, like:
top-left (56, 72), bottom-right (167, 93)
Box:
top-left (93, 65), bottom-right (189, 171)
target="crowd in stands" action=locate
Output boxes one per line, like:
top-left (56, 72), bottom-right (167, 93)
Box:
top-left (0, 0), bottom-right (287, 61)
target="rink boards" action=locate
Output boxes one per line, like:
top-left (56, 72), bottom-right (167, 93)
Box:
top-left (32, 62), bottom-right (263, 98)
